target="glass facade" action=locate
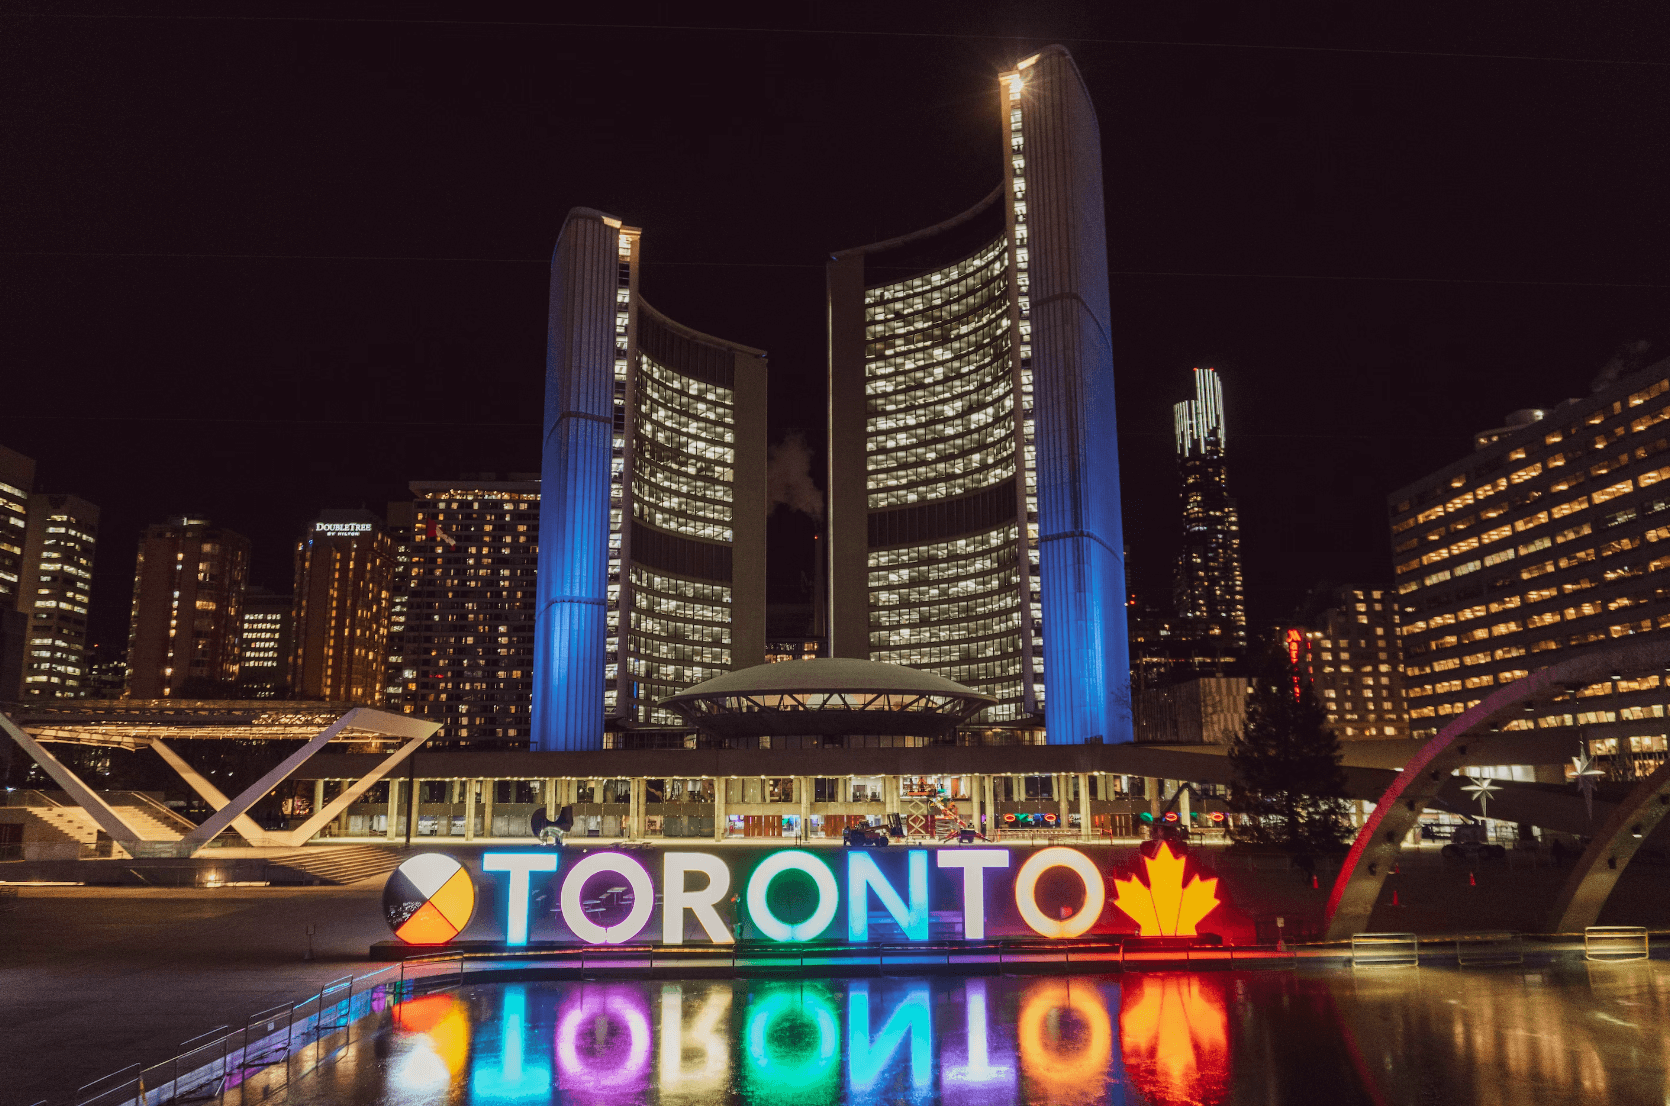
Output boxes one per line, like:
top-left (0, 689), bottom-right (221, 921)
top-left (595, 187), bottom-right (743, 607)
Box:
top-left (861, 234), bottom-right (1033, 720)
top-left (827, 47), bottom-right (1130, 743)
top-left (536, 209), bottom-right (766, 750)
top-left (1391, 358), bottom-right (1670, 776)
top-left (1173, 367), bottom-right (1247, 650)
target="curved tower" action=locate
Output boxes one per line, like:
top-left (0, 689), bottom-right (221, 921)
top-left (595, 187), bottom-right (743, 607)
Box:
top-left (534, 209), bottom-right (766, 751)
top-left (827, 46), bottom-right (1131, 743)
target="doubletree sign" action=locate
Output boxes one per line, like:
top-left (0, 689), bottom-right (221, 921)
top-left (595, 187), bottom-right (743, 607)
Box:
top-left (382, 843), bottom-right (1226, 946)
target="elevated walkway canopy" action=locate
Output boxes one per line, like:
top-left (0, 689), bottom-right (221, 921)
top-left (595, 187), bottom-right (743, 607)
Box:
top-left (0, 700), bottom-right (438, 857)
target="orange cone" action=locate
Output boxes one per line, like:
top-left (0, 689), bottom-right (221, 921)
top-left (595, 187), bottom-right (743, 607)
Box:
top-left (1469, 870), bottom-right (1477, 887)
top-left (1391, 890), bottom-right (1399, 906)
top-left (1311, 874), bottom-right (1319, 889)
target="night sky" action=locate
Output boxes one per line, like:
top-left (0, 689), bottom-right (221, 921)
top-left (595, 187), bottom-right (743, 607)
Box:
top-left (4, 4), bottom-right (1668, 654)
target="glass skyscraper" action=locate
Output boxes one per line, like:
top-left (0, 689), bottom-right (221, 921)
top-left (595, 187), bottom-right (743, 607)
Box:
top-left (1173, 366), bottom-right (1247, 652)
top-left (826, 46), bottom-right (1131, 743)
top-left (534, 210), bottom-right (766, 752)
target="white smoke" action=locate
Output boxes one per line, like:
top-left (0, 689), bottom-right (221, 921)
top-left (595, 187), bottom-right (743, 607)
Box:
top-left (766, 431), bottom-right (824, 521)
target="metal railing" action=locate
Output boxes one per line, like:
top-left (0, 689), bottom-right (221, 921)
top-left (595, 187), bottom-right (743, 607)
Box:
top-left (1351, 932), bottom-right (1420, 968)
top-left (61, 963), bottom-right (423, 1106)
top-left (1585, 925), bottom-right (1650, 962)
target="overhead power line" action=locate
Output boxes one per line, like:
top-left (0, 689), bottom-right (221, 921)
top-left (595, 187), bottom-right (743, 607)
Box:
top-left (5, 12), bottom-right (1667, 69)
top-left (4, 250), bottom-right (1667, 290)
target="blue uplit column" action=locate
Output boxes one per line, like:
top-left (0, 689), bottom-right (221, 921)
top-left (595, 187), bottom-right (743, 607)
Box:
top-left (532, 208), bottom-right (620, 751)
top-left (1025, 46), bottom-right (1133, 744)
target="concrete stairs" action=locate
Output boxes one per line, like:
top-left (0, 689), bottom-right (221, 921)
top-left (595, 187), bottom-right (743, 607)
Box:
top-left (263, 845), bottom-right (406, 885)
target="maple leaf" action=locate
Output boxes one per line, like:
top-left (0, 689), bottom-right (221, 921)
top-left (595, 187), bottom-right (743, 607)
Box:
top-left (1111, 842), bottom-right (1220, 936)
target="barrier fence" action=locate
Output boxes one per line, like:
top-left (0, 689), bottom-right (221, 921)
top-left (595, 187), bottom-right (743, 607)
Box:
top-left (1585, 925), bottom-right (1650, 962)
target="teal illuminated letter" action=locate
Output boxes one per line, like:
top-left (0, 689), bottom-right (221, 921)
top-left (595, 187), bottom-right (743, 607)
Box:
top-left (483, 852), bottom-right (557, 945)
top-left (847, 849), bottom-right (929, 941)
top-left (847, 982), bottom-right (932, 1092)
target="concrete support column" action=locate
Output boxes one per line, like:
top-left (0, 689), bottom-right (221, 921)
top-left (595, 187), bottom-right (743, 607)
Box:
top-left (1177, 784), bottom-right (1191, 825)
top-left (1057, 774), bottom-right (1070, 833)
top-left (483, 781), bottom-right (496, 840)
top-left (464, 778), bottom-right (477, 841)
top-left (713, 777), bottom-right (726, 841)
top-left (1078, 772), bottom-right (1092, 841)
top-left (545, 778), bottom-right (558, 820)
top-left (384, 780), bottom-right (400, 841)
top-left (626, 777), bottom-right (640, 839)
top-left (1146, 778), bottom-right (1162, 820)
top-left (885, 776), bottom-right (900, 818)
top-left (799, 776), bottom-right (812, 841)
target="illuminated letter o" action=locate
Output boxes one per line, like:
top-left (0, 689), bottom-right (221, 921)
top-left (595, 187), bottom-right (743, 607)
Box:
top-left (560, 851), bottom-right (655, 944)
top-left (1015, 847), bottom-right (1106, 939)
top-left (746, 850), bottom-right (838, 942)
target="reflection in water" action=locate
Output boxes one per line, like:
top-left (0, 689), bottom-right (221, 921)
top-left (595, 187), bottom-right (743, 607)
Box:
top-left (1016, 982), bottom-right (1116, 1104)
top-left (348, 963), bottom-right (1670, 1106)
top-left (1119, 975), bottom-right (1229, 1106)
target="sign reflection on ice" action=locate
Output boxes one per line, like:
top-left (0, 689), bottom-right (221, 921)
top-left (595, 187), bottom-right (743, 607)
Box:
top-left (555, 986), bottom-right (652, 1102)
top-left (1119, 975), bottom-right (1231, 1106)
top-left (383, 974), bottom-right (1236, 1104)
top-left (469, 986), bottom-right (550, 1100)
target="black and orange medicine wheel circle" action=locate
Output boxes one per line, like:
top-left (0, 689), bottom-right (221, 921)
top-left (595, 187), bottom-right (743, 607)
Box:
top-left (383, 853), bottom-right (476, 944)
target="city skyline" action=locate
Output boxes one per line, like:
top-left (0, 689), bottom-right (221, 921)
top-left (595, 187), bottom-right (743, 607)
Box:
top-left (6, 12), bottom-right (1665, 660)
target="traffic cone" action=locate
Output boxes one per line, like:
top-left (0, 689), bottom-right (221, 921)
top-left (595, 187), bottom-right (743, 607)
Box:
top-left (1469, 870), bottom-right (1476, 887)
top-left (1311, 874), bottom-right (1319, 889)
top-left (1391, 890), bottom-right (1399, 906)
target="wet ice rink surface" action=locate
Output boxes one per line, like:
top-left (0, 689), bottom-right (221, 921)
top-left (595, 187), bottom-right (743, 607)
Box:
top-left (270, 962), bottom-right (1670, 1105)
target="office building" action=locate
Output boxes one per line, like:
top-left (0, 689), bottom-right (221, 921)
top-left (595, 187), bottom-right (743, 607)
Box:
top-left (1284, 584), bottom-right (1410, 739)
top-left (1392, 356), bottom-right (1670, 767)
top-left (17, 493), bottom-right (99, 697)
top-left (403, 477), bottom-right (539, 746)
top-left (826, 46), bottom-right (1130, 742)
top-left (534, 212), bottom-right (767, 751)
top-left (1173, 367), bottom-right (1246, 652)
top-left (0, 446), bottom-right (34, 701)
top-left (124, 517), bottom-right (250, 698)
top-left (382, 500), bottom-right (415, 706)
top-left (288, 509), bottom-right (397, 704)
top-left (238, 587), bottom-right (291, 699)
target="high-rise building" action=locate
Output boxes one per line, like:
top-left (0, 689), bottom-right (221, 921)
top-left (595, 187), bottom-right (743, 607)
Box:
top-left (826, 46), bottom-right (1130, 742)
top-left (17, 493), bottom-right (99, 698)
top-left (288, 509), bottom-right (397, 704)
top-left (381, 500), bottom-right (415, 706)
top-left (403, 477), bottom-right (539, 746)
top-left (0, 446), bottom-right (35, 701)
top-left (238, 586), bottom-right (291, 699)
top-left (1173, 367), bottom-right (1246, 652)
top-left (534, 212), bottom-right (768, 751)
top-left (1284, 584), bottom-right (1410, 739)
top-left (1391, 356), bottom-right (1670, 758)
top-left (124, 517), bottom-right (250, 698)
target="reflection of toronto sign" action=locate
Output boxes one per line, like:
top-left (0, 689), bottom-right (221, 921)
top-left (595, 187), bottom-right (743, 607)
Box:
top-left (383, 843), bottom-right (1220, 947)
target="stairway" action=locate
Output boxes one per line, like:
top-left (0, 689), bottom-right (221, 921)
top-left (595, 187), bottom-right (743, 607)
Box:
top-left (264, 844), bottom-right (407, 885)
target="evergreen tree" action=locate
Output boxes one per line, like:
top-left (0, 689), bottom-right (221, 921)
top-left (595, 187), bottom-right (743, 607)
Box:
top-left (1227, 653), bottom-right (1352, 853)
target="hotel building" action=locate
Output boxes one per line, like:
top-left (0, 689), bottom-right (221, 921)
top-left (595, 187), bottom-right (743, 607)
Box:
top-left (17, 493), bottom-right (99, 698)
top-left (534, 211), bottom-right (767, 751)
top-left (400, 478), bottom-right (540, 746)
top-left (289, 509), bottom-right (397, 704)
top-left (1173, 367), bottom-right (1246, 653)
top-left (1392, 356), bottom-right (1670, 774)
top-left (826, 45), bottom-right (1130, 742)
top-left (1285, 584), bottom-right (1410, 739)
top-left (124, 517), bottom-right (250, 698)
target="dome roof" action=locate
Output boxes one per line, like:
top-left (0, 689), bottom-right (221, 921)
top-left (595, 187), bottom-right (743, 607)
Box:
top-left (659, 658), bottom-right (995, 739)
top-left (664, 657), bottom-right (993, 702)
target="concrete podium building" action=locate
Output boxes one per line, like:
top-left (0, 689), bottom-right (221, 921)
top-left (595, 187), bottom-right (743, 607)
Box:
top-left (533, 212), bottom-right (768, 751)
top-left (826, 46), bottom-right (1130, 744)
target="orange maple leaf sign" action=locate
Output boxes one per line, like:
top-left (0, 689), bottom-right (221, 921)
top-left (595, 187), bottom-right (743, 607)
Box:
top-left (1111, 842), bottom-right (1220, 936)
